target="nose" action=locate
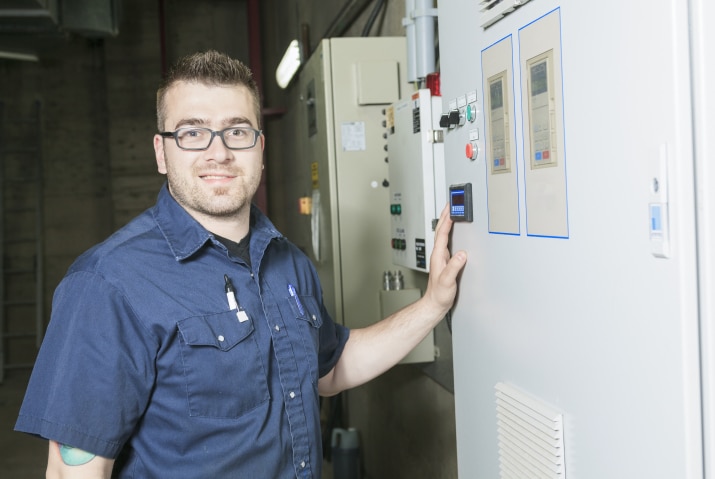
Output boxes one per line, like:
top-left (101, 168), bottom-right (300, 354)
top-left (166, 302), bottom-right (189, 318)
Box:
top-left (204, 131), bottom-right (234, 162)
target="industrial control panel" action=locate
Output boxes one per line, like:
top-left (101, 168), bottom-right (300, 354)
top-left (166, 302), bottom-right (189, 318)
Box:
top-left (437, 1), bottom-right (711, 478)
top-left (385, 88), bottom-right (445, 272)
top-left (287, 37), bottom-right (435, 363)
top-left (294, 37), bottom-right (408, 329)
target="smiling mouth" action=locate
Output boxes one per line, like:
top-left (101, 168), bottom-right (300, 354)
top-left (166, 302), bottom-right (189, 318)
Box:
top-left (200, 174), bottom-right (237, 180)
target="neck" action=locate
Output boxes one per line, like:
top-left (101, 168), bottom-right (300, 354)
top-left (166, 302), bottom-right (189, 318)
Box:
top-left (193, 206), bottom-right (251, 243)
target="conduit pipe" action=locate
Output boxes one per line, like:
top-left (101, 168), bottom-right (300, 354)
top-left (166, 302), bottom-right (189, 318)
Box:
top-left (403, 0), bottom-right (438, 83)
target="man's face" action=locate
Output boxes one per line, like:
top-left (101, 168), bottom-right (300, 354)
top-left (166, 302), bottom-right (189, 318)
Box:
top-left (153, 81), bottom-right (264, 223)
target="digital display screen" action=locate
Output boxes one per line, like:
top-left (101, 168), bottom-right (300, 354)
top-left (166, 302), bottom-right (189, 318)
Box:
top-left (531, 60), bottom-right (548, 96)
top-left (490, 79), bottom-right (503, 110)
top-left (449, 183), bottom-right (472, 222)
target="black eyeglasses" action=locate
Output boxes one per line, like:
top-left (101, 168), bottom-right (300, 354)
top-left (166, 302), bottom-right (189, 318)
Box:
top-left (158, 126), bottom-right (262, 151)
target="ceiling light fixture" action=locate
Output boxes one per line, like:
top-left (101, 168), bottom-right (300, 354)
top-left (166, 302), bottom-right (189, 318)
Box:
top-left (275, 39), bottom-right (301, 89)
top-left (0, 50), bottom-right (39, 62)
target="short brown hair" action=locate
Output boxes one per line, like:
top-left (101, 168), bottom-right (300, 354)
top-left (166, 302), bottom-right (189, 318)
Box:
top-left (156, 50), bottom-right (262, 131)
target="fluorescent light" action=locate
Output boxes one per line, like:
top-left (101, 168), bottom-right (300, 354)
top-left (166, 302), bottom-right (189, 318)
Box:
top-left (275, 39), bottom-right (301, 89)
top-left (0, 51), bottom-right (39, 62)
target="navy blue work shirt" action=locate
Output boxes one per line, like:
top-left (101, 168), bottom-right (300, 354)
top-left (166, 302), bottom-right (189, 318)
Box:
top-left (15, 183), bottom-right (349, 478)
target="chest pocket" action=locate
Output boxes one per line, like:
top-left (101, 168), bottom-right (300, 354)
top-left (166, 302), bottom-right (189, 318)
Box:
top-left (177, 311), bottom-right (269, 418)
top-left (288, 294), bottom-right (324, 384)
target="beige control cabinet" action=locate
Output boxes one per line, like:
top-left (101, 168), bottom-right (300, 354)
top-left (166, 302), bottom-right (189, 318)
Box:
top-left (293, 37), bottom-right (435, 362)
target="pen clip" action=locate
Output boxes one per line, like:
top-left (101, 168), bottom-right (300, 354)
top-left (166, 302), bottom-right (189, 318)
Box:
top-left (224, 274), bottom-right (234, 294)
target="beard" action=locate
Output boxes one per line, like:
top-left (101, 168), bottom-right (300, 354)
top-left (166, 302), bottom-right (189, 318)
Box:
top-left (163, 153), bottom-right (261, 219)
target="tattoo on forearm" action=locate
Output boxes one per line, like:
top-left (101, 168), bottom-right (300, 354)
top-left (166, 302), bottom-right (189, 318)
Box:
top-left (59, 443), bottom-right (96, 466)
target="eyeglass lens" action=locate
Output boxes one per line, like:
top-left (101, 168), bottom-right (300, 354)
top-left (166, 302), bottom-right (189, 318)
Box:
top-left (176, 127), bottom-right (257, 150)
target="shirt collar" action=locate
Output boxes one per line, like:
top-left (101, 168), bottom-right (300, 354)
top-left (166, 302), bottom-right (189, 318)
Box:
top-left (151, 182), bottom-right (283, 261)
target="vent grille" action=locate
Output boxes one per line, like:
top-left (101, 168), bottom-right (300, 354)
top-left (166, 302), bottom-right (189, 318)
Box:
top-left (495, 382), bottom-right (565, 479)
top-left (479, 0), bottom-right (532, 28)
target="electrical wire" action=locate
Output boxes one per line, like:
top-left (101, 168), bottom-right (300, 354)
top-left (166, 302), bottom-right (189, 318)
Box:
top-left (361, 0), bottom-right (387, 37)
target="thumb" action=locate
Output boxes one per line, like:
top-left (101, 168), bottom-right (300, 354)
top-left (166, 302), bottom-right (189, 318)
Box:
top-left (442, 250), bottom-right (467, 284)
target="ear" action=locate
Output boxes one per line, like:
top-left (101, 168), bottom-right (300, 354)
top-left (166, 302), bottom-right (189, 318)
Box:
top-left (154, 135), bottom-right (168, 174)
top-left (260, 132), bottom-right (265, 151)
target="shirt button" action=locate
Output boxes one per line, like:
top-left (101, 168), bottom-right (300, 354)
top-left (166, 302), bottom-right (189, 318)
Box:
top-left (217, 335), bottom-right (225, 342)
top-left (311, 314), bottom-right (317, 321)
top-left (274, 325), bottom-right (280, 332)
top-left (300, 461), bottom-right (306, 468)
top-left (289, 391), bottom-right (295, 399)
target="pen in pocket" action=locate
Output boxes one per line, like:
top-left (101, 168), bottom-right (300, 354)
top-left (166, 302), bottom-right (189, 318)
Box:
top-left (288, 283), bottom-right (305, 316)
top-left (224, 274), bottom-right (249, 322)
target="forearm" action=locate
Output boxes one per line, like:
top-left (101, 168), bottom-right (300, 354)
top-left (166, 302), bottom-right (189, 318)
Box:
top-left (318, 295), bottom-right (446, 396)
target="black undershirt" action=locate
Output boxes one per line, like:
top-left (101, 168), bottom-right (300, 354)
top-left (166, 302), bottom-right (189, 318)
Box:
top-left (214, 231), bottom-right (252, 267)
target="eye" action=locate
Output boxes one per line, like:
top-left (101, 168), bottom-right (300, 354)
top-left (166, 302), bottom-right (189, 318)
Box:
top-left (226, 127), bottom-right (249, 138)
top-left (176, 128), bottom-right (206, 139)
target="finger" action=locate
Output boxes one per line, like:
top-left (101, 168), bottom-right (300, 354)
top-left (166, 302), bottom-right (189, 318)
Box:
top-left (440, 250), bottom-right (467, 283)
top-left (434, 204), bottom-right (449, 233)
top-left (433, 206), bottom-right (453, 251)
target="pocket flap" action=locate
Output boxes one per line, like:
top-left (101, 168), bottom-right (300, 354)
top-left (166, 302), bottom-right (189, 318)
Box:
top-left (293, 295), bottom-right (324, 329)
top-left (178, 311), bottom-right (254, 351)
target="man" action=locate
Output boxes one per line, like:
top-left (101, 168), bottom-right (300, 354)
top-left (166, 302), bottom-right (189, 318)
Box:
top-left (15, 50), bottom-right (467, 478)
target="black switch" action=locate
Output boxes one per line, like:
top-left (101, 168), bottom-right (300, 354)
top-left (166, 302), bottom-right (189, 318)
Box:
top-left (448, 109), bottom-right (460, 126)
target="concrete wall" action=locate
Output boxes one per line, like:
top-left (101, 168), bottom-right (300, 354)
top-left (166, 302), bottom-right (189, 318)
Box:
top-left (1, 1), bottom-right (457, 477)
top-left (0, 39), bottom-right (114, 365)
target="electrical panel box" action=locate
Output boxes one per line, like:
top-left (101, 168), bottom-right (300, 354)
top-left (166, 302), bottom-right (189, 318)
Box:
top-left (438, 1), bottom-right (708, 478)
top-left (386, 89), bottom-right (446, 272)
top-left (292, 38), bottom-right (435, 363)
top-left (296, 37), bottom-right (404, 329)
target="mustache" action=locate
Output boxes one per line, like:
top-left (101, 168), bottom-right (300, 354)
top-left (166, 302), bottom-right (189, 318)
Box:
top-left (162, 152), bottom-right (243, 176)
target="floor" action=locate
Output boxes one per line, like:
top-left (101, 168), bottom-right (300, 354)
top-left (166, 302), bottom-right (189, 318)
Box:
top-left (0, 369), bottom-right (47, 478)
top-left (0, 369), bottom-right (337, 478)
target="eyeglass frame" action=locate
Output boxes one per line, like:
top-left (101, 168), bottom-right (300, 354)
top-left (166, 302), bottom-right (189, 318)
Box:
top-left (158, 126), bottom-right (263, 151)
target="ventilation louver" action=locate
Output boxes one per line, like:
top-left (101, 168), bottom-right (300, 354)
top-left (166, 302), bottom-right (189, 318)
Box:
top-left (495, 382), bottom-right (566, 478)
top-left (480, 0), bottom-right (532, 28)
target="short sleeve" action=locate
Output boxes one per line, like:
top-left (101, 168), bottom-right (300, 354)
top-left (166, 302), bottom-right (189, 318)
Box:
top-left (316, 300), bottom-right (350, 378)
top-left (14, 271), bottom-right (157, 458)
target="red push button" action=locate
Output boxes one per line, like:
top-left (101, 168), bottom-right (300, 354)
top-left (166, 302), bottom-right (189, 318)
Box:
top-left (465, 142), bottom-right (478, 160)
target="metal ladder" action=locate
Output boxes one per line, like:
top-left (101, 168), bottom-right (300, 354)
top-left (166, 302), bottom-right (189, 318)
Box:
top-left (0, 100), bottom-right (45, 383)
